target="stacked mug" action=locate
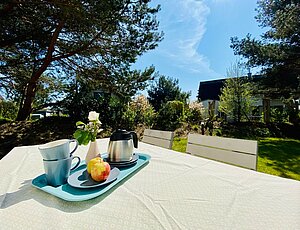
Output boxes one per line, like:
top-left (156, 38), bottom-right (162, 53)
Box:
top-left (38, 139), bottom-right (80, 187)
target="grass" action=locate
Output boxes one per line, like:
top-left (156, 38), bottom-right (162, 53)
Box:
top-left (257, 138), bottom-right (300, 180)
top-left (172, 137), bottom-right (187, 153)
top-left (172, 137), bottom-right (300, 181)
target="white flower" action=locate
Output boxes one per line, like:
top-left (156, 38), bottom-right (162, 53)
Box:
top-left (95, 119), bottom-right (102, 124)
top-left (88, 111), bottom-right (99, 121)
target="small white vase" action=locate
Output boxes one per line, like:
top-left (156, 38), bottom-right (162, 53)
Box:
top-left (85, 141), bottom-right (100, 164)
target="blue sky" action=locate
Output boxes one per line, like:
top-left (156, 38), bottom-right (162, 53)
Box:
top-left (134, 0), bottom-right (265, 99)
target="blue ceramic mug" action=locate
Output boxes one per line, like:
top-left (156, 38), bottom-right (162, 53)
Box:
top-left (38, 139), bottom-right (78, 161)
top-left (43, 156), bottom-right (81, 187)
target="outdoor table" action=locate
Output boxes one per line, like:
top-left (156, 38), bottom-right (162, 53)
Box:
top-left (0, 138), bottom-right (299, 229)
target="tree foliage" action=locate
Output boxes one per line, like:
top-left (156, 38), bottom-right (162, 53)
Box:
top-left (230, 0), bottom-right (300, 98)
top-left (0, 0), bottom-right (163, 120)
top-left (219, 63), bottom-right (256, 123)
top-left (147, 75), bottom-right (190, 111)
top-left (0, 98), bottom-right (18, 120)
top-left (63, 67), bottom-right (155, 128)
top-left (155, 100), bottom-right (184, 131)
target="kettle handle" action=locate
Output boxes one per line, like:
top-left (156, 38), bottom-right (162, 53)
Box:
top-left (130, 131), bottom-right (138, 148)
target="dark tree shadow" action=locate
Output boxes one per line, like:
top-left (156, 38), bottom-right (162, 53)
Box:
top-left (258, 139), bottom-right (300, 179)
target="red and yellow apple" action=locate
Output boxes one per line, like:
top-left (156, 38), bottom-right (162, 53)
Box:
top-left (91, 162), bottom-right (111, 182)
top-left (87, 157), bottom-right (103, 174)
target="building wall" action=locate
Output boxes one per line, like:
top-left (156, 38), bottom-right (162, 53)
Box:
top-left (201, 97), bottom-right (286, 121)
top-left (201, 100), bottom-right (220, 118)
top-left (254, 98), bottom-right (285, 107)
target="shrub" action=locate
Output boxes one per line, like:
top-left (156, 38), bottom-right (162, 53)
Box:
top-left (0, 99), bottom-right (18, 120)
top-left (270, 107), bottom-right (289, 123)
top-left (186, 101), bottom-right (204, 125)
top-left (128, 95), bottom-right (156, 128)
top-left (155, 100), bottom-right (184, 131)
top-left (121, 106), bottom-right (137, 131)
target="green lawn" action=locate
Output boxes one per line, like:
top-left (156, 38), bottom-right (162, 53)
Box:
top-left (257, 138), bottom-right (300, 180)
top-left (172, 137), bottom-right (300, 181)
top-left (172, 137), bottom-right (187, 153)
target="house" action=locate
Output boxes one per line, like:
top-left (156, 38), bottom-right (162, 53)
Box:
top-left (197, 79), bottom-right (224, 117)
top-left (197, 75), bottom-right (288, 121)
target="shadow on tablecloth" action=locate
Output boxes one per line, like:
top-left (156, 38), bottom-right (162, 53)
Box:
top-left (0, 164), bottom-right (146, 213)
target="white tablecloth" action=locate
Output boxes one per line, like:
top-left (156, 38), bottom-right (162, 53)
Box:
top-left (0, 138), bottom-right (299, 229)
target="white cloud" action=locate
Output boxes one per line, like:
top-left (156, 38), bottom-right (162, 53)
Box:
top-left (156, 0), bottom-right (217, 76)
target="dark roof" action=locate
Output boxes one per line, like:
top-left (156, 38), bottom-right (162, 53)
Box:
top-left (197, 75), bottom-right (264, 101)
top-left (197, 79), bottom-right (225, 101)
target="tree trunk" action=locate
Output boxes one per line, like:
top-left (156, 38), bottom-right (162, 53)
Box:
top-left (15, 20), bottom-right (65, 120)
top-left (237, 97), bottom-right (241, 123)
top-left (16, 79), bottom-right (38, 120)
top-left (263, 98), bottom-right (270, 123)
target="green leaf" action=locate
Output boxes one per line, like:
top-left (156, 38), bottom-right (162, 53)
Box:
top-left (76, 121), bottom-right (85, 127)
top-left (73, 129), bottom-right (91, 145)
top-left (73, 129), bottom-right (82, 139)
top-left (81, 131), bottom-right (91, 145)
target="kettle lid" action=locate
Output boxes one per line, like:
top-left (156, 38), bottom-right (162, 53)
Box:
top-left (110, 129), bottom-right (133, 141)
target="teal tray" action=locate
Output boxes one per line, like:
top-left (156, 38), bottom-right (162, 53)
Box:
top-left (31, 153), bottom-right (150, 201)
